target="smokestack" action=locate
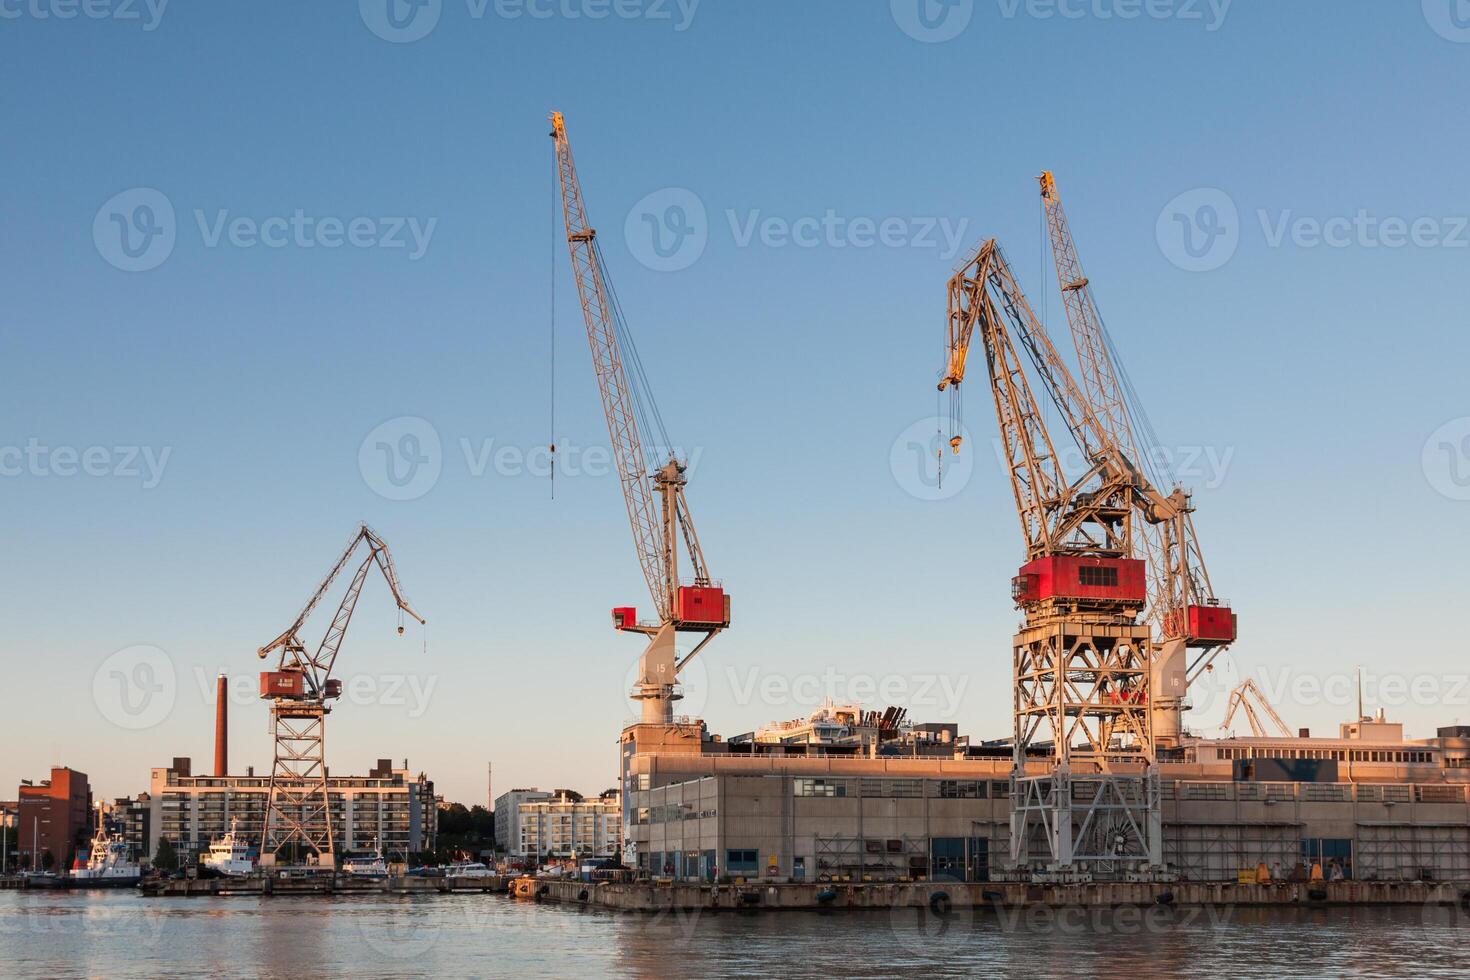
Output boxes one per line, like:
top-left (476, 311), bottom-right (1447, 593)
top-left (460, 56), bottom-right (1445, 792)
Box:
top-left (214, 673), bottom-right (228, 777)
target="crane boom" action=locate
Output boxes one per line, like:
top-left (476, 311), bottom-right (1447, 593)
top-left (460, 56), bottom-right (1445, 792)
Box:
top-left (550, 112), bottom-right (670, 620)
top-left (1038, 173), bottom-right (1236, 747)
top-left (257, 523), bottom-right (424, 695)
top-left (550, 111), bottom-right (728, 726)
top-left (1222, 679), bottom-right (1291, 739)
top-left (943, 242), bottom-right (1065, 553)
top-left (943, 240), bottom-right (1138, 559)
top-left (1038, 171), bottom-right (1233, 649)
top-left (1038, 172), bottom-right (1140, 473)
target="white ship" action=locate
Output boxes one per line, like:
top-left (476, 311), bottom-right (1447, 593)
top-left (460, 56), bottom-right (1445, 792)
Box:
top-left (445, 861), bottom-right (493, 878)
top-left (200, 819), bottom-right (255, 878)
top-left (67, 818), bottom-right (142, 889)
top-left (342, 838), bottom-right (389, 878)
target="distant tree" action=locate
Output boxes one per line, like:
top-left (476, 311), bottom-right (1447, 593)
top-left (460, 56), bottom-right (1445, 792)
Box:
top-left (153, 838), bottom-right (179, 872)
top-left (438, 803), bottom-right (471, 836)
top-left (40, 850), bottom-right (55, 871)
top-left (468, 805), bottom-right (494, 838)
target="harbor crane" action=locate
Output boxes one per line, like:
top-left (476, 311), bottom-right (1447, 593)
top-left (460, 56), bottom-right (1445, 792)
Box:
top-left (550, 111), bottom-right (730, 726)
top-left (1221, 679), bottom-right (1292, 739)
top-left (939, 238), bottom-right (1171, 875)
top-left (256, 523), bottom-right (424, 866)
top-left (1036, 172), bottom-right (1236, 746)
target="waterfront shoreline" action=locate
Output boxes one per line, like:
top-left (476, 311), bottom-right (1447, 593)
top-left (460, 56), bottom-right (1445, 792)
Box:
top-left (533, 877), bottom-right (1470, 912)
top-left (9, 872), bottom-right (1469, 913)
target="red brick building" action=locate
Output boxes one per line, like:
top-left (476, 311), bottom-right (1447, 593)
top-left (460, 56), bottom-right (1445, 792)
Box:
top-left (17, 768), bottom-right (91, 872)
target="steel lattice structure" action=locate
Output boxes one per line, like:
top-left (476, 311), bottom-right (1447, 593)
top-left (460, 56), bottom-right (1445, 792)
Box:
top-left (257, 524), bottom-right (423, 866)
top-left (941, 239), bottom-right (1171, 877)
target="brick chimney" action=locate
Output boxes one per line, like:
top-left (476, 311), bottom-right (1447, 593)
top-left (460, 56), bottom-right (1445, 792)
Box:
top-left (214, 673), bottom-right (228, 777)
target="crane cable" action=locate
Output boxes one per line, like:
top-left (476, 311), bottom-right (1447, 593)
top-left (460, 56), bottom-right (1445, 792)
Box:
top-left (550, 174), bottom-right (558, 499)
top-left (594, 236), bottom-right (675, 472)
top-left (1099, 313), bottom-right (1176, 492)
top-left (936, 386), bottom-right (944, 490)
top-left (1037, 191), bottom-right (1175, 494)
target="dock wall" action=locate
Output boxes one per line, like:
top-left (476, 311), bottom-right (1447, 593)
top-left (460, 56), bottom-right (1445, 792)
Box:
top-left (536, 877), bottom-right (1470, 911)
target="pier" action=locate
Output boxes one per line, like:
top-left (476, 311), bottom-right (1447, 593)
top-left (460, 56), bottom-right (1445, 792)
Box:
top-left (530, 878), bottom-right (1470, 912)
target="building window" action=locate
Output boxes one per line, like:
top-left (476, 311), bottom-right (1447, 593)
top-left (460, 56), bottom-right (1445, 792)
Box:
top-left (794, 779), bottom-right (846, 798)
top-left (726, 849), bottom-right (758, 875)
top-left (937, 780), bottom-right (985, 799)
top-left (1079, 565), bottom-right (1118, 588)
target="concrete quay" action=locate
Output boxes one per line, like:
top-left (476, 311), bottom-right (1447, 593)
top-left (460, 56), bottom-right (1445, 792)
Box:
top-left (532, 877), bottom-right (1470, 912)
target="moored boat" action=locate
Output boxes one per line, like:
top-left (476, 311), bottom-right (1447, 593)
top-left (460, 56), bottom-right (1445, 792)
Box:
top-left (445, 861), bottom-right (492, 879)
top-left (67, 816), bottom-right (142, 889)
top-left (200, 818), bottom-right (256, 878)
top-left (342, 838), bottom-right (389, 878)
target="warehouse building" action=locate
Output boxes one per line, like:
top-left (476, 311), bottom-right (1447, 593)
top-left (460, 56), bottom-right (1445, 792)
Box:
top-left (622, 712), bottom-right (1470, 884)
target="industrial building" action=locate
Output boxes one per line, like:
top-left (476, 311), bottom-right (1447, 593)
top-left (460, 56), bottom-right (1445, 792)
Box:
top-left (147, 757), bottom-right (437, 863)
top-left (620, 714), bottom-right (1470, 883)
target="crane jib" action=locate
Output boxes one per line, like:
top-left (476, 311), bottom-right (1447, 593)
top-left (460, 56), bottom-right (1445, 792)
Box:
top-left (550, 111), bottom-right (727, 636)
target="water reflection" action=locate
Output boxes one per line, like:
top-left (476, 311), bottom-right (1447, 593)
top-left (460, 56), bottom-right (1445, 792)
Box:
top-left (0, 892), bottom-right (1465, 979)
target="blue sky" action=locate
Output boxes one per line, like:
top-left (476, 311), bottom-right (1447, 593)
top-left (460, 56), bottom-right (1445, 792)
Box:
top-left (3, 0), bottom-right (1469, 805)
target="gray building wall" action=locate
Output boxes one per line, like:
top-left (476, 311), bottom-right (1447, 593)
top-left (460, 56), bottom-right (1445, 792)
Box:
top-left (630, 774), bottom-right (1470, 883)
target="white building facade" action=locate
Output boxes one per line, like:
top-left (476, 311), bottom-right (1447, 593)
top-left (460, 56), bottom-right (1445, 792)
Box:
top-left (516, 790), bottom-right (621, 859)
top-left (493, 788), bottom-right (552, 854)
top-left (147, 758), bottom-right (436, 863)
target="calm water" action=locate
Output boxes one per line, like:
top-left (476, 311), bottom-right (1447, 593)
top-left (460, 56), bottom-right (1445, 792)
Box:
top-left (1, 892), bottom-right (1467, 978)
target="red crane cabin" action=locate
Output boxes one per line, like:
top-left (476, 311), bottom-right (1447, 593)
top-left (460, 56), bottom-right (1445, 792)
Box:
top-left (1011, 556), bottom-right (1147, 605)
